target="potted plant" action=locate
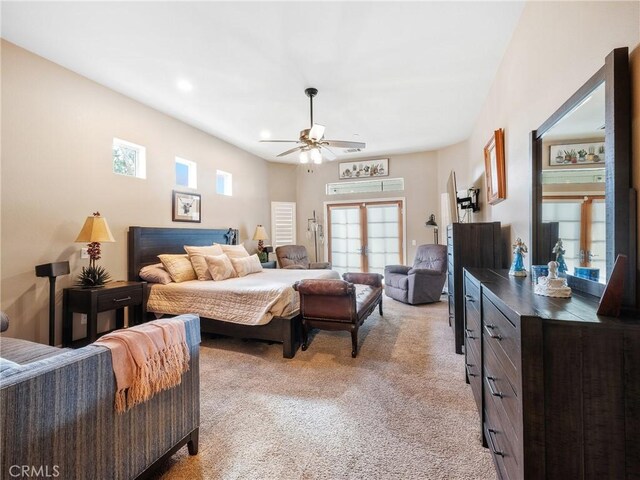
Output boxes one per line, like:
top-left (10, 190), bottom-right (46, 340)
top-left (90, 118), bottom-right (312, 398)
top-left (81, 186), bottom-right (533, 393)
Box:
top-left (577, 149), bottom-right (587, 162)
top-left (587, 146), bottom-right (595, 162)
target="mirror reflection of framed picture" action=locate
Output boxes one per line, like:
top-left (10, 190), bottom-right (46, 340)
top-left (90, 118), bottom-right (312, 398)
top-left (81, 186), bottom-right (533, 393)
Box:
top-left (484, 128), bottom-right (506, 205)
top-left (172, 191), bottom-right (201, 223)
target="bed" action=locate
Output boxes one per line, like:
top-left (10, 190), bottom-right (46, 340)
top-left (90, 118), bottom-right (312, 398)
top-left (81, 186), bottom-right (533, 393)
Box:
top-left (127, 226), bottom-right (339, 358)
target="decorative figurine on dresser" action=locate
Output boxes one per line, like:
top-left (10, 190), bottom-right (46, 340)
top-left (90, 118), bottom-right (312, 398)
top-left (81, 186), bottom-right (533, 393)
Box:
top-left (552, 238), bottom-right (568, 274)
top-left (508, 237), bottom-right (528, 276)
top-left (534, 261), bottom-right (572, 297)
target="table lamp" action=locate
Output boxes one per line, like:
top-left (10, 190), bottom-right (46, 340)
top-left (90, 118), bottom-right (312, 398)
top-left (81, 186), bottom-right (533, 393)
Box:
top-left (253, 225), bottom-right (269, 262)
top-left (75, 212), bottom-right (115, 287)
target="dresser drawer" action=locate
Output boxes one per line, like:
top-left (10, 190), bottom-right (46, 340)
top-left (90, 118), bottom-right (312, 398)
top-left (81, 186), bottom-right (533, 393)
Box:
top-left (465, 306), bottom-right (481, 355)
top-left (97, 286), bottom-right (143, 311)
top-left (482, 297), bottom-right (520, 374)
top-left (484, 340), bottom-right (520, 439)
top-left (484, 410), bottom-right (519, 480)
top-left (466, 338), bottom-right (482, 413)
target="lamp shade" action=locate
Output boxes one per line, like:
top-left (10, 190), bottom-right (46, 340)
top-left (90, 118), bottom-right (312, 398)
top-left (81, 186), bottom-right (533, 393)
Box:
top-left (252, 225), bottom-right (269, 241)
top-left (75, 215), bottom-right (115, 243)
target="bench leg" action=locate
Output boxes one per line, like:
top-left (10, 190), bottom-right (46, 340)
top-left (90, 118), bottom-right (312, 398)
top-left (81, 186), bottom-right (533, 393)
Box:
top-left (301, 319), bottom-right (309, 351)
top-left (351, 325), bottom-right (358, 358)
top-left (378, 297), bottom-right (383, 316)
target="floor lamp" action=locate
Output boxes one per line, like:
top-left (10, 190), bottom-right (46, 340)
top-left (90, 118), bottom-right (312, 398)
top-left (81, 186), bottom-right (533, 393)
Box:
top-left (426, 214), bottom-right (439, 244)
top-left (35, 261), bottom-right (70, 346)
top-left (306, 210), bottom-right (324, 263)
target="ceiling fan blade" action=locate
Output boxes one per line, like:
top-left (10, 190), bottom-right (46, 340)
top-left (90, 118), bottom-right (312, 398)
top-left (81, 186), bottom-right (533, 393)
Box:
top-left (277, 146), bottom-right (304, 157)
top-left (322, 140), bottom-right (366, 149)
top-left (259, 140), bottom-right (300, 143)
top-left (321, 146), bottom-right (337, 161)
top-left (309, 123), bottom-right (325, 141)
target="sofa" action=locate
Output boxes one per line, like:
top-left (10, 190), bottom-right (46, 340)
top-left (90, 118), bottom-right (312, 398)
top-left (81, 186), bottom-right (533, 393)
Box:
top-left (294, 272), bottom-right (383, 358)
top-left (384, 244), bottom-right (447, 305)
top-left (275, 245), bottom-right (332, 270)
top-left (0, 313), bottom-right (200, 480)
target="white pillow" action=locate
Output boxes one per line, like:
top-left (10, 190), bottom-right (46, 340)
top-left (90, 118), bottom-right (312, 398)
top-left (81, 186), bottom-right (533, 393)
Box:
top-left (158, 254), bottom-right (197, 283)
top-left (230, 254), bottom-right (263, 277)
top-left (205, 254), bottom-right (237, 281)
top-left (184, 245), bottom-right (224, 281)
top-left (220, 244), bottom-right (250, 259)
top-left (139, 263), bottom-right (173, 285)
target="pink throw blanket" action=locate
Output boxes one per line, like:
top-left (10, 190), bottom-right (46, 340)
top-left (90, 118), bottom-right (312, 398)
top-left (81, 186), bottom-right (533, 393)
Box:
top-left (95, 319), bottom-right (190, 413)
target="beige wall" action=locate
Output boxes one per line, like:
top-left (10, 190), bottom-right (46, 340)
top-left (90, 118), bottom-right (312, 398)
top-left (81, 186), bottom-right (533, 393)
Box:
top-left (1, 41), bottom-right (271, 343)
top-left (294, 152), bottom-right (440, 265)
top-left (267, 162), bottom-right (297, 203)
top-left (438, 1), bottom-right (639, 280)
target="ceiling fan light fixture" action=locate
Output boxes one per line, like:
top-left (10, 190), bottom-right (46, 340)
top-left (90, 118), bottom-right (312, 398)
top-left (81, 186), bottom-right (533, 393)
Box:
top-left (311, 148), bottom-right (322, 164)
top-left (299, 150), bottom-right (310, 164)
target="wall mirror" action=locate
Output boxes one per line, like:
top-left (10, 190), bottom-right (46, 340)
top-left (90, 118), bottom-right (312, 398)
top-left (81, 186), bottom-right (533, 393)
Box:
top-left (531, 47), bottom-right (636, 306)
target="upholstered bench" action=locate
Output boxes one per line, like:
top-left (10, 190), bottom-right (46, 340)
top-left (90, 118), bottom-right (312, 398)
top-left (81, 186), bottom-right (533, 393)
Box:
top-left (293, 272), bottom-right (383, 358)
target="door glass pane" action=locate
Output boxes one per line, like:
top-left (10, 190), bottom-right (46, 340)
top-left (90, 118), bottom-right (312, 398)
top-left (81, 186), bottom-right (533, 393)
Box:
top-left (542, 201), bottom-right (581, 275)
top-left (330, 207), bottom-right (362, 275)
top-left (366, 204), bottom-right (400, 276)
top-left (590, 200), bottom-right (606, 282)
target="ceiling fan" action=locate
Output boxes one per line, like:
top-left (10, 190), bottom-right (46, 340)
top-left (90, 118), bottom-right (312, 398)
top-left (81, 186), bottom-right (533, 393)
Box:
top-left (260, 87), bottom-right (366, 164)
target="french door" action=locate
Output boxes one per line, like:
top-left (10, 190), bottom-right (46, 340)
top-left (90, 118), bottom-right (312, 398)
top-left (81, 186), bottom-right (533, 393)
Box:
top-left (327, 200), bottom-right (404, 275)
top-left (542, 195), bottom-right (605, 281)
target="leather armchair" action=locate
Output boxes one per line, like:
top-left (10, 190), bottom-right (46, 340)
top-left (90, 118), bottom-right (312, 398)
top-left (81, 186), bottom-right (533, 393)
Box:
top-left (275, 245), bottom-right (331, 270)
top-left (384, 244), bottom-right (447, 305)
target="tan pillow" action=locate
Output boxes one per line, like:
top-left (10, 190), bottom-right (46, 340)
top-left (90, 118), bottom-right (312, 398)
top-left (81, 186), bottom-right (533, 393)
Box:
top-left (184, 245), bottom-right (224, 281)
top-left (158, 254), bottom-right (197, 283)
top-left (230, 254), bottom-right (263, 277)
top-left (205, 254), bottom-right (237, 281)
top-left (220, 244), bottom-right (250, 259)
top-left (139, 263), bottom-right (173, 285)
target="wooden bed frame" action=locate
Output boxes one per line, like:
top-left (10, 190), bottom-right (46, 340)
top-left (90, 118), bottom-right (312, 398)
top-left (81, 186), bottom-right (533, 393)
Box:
top-left (127, 226), bottom-right (301, 358)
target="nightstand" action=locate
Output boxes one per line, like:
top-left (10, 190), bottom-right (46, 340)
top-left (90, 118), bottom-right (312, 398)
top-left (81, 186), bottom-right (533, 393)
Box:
top-left (261, 261), bottom-right (277, 269)
top-left (62, 281), bottom-right (147, 347)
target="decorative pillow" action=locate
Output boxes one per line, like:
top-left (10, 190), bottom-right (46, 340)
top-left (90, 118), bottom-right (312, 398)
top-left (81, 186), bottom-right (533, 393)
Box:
top-left (0, 311), bottom-right (9, 333)
top-left (205, 254), bottom-right (237, 281)
top-left (158, 254), bottom-right (197, 283)
top-left (230, 254), bottom-right (263, 277)
top-left (139, 263), bottom-right (173, 285)
top-left (184, 245), bottom-right (224, 281)
top-left (220, 244), bottom-right (250, 259)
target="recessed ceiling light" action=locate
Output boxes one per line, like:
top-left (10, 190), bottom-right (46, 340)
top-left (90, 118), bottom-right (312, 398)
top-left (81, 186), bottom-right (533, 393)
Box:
top-left (260, 130), bottom-right (272, 140)
top-left (176, 79), bottom-right (193, 92)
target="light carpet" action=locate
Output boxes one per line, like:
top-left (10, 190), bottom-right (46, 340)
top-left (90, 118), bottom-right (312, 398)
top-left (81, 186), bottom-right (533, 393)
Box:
top-left (152, 296), bottom-right (495, 479)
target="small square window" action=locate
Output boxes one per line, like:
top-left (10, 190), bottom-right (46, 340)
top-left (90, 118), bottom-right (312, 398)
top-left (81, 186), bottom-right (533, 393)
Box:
top-left (216, 170), bottom-right (232, 196)
top-left (175, 157), bottom-right (197, 189)
top-left (113, 138), bottom-right (146, 179)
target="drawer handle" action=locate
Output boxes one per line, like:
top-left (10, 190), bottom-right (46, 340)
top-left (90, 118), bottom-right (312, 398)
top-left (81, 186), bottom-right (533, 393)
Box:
top-left (465, 328), bottom-right (477, 340)
top-left (465, 363), bottom-right (477, 377)
top-left (464, 294), bottom-right (475, 302)
top-left (486, 428), bottom-right (504, 457)
top-left (486, 376), bottom-right (503, 398)
top-left (113, 296), bottom-right (132, 303)
top-left (484, 324), bottom-right (502, 340)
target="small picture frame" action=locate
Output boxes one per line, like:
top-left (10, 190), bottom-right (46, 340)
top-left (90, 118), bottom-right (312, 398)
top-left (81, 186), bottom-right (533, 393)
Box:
top-left (172, 191), bottom-right (201, 223)
top-left (484, 128), bottom-right (506, 205)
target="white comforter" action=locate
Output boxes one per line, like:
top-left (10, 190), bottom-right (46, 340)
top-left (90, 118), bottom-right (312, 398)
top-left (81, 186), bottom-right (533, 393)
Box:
top-left (147, 269), bottom-right (341, 326)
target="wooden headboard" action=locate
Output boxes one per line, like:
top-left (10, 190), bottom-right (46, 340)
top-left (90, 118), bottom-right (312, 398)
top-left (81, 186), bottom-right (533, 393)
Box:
top-left (128, 226), bottom-right (239, 281)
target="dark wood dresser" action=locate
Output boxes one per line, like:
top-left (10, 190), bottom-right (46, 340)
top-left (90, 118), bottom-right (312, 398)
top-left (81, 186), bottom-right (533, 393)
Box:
top-left (446, 222), bottom-right (502, 353)
top-left (463, 268), bottom-right (640, 479)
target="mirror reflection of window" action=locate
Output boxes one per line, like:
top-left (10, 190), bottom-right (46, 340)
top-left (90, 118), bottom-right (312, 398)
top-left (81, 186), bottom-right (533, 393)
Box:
top-left (540, 82), bottom-right (606, 283)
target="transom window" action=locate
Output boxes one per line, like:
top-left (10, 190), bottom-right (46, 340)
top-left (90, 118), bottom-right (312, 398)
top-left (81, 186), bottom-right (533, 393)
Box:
top-left (175, 157), bottom-right (197, 189)
top-left (113, 138), bottom-right (146, 179)
top-left (216, 170), bottom-right (232, 196)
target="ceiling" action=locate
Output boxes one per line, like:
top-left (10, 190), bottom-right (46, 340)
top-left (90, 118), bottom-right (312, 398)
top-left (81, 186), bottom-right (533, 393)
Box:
top-left (1, 1), bottom-right (525, 163)
top-left (543, 82), bottom-right (605, 142)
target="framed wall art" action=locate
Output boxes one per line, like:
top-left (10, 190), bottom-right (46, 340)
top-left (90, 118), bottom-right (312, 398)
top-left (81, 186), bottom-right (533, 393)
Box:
top-left (548, 141), bottom-right (605, 167)
top-left (484, 128), bottom-right (506, 205)
top-left (172, 190), bottom-right (201, 223)
top-left (339, 158), bottom-right (388, 179)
